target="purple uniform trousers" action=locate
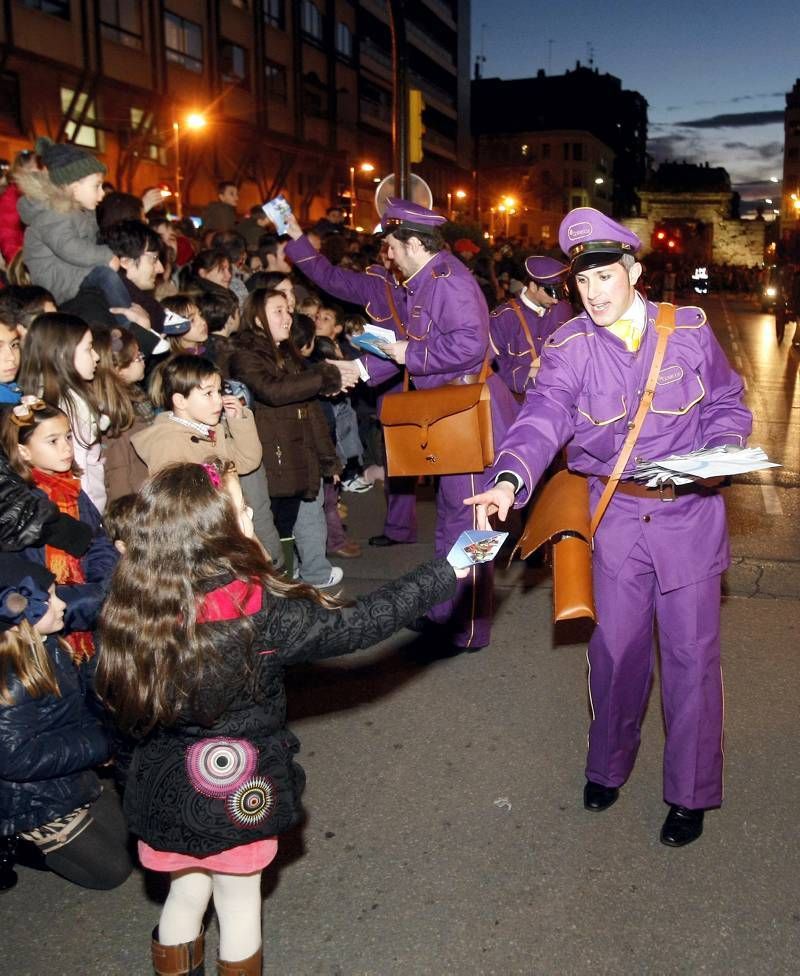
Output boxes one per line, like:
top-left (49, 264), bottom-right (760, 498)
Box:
top-left (489, 300), bottom-right (751, 800)
top-left (426, 373), bottom-right (519, 647)
top-left (587, 491), bottom-right (724, 808)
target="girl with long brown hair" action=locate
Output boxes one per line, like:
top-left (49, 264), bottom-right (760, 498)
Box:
top-left (18, 312), bottom-right (110, 511)
top-left (90, 325), bottom-right (152, 502)
top-left (0, 553), bottom-right (131, 889)
top-left (228, 288), bottom-right (359, 588)
top-left (96, 457), bottom-right (462, 976)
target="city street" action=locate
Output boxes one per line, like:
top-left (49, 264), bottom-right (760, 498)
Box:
top-left (5, 298), bottom-right (800, 976)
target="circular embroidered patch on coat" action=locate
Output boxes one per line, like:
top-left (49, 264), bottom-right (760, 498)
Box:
top-left (225, 777), bottom-right (276, 827)
top-left (185, 739), bottom-right (257, 798)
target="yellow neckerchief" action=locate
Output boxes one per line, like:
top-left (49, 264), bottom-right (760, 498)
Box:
top-left (607, 293), bottom-right (646, 352)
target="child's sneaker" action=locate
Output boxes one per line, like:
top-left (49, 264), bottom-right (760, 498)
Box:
top-left (316, 567), bottom-right (344, 589)
top-left (341, 475), bottom-right (372, 493)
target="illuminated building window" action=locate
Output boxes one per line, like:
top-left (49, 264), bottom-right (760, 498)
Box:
top-left (301, 0), bottom-right (323, 42)
top-left (265, 61), bottom-right (288, 102)
top-left (264, 0), bottom-right (285, 29)
top-left (60, 87), bottom-right (101, 150)
top-left (21, 0), bottom-right (69, 18)
top-left (100, 0), bottom-right (142, 48)
top-left (220, 40), bottom-right (249, 88)
top-left (164, 11), bottom-right (203, 73)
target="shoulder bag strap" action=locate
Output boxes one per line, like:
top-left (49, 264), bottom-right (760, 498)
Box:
top-left (509, 298), bottom-right (538, 354)
top-left (589, 302), bottom-right (677, 538)
top-left (384, 279), bottom-right (406, 337)
top-left (383, 278), bottom-right (412, 391)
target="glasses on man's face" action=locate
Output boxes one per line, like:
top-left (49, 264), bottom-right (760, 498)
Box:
top-left (541, 285), bottom-right (566, 300)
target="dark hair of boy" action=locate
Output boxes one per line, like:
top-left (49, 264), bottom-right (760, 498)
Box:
top-left (0, 286), bottom-right (55, 330)
top-left (196, 290), bottom-right (238, 334)
top-left (96, 191), bottom-right (145, 230)
top-left (160, 293), bottom-right (197, 321)
top-left (217, 180), bottom-right (237, 195)
top-left (312, 336), bottom-right (339, 362)
top-left (148, 354), bottom-right (220, 411)
top-left (289, 313), bottom-right (315, 350)
top-left (210, 231), bottom-right (247, 264)
top-left (257, 232), bottom-right (290, 261)
top-left (101, 220), bottom-right (160, 260)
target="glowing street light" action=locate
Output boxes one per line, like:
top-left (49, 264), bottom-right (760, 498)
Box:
top-left (173, 112), bottom-right (207, 219)
top-left (349, 161), bottom-right (376, 228)
top-left (447, 188), bottom-right (468, 219)
top-left (594, 177), bottom-right (604, 185)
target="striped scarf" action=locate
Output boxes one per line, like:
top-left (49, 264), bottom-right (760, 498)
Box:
top-left (31, 468), bottom-right (94, 661)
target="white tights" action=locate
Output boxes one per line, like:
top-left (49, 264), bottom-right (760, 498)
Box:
top-left (158, 869), bottom-right (263, 960)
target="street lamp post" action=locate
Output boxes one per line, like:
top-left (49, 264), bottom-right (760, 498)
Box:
top-left (349, 162), bottom-right (375, 228)
top-left (173, 112), bottom-right (206, 219)
top-left (173, 122), bottom-right (182, 218)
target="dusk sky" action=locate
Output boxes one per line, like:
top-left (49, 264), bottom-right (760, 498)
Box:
top-left (471, 0), bottom-right (799, 204)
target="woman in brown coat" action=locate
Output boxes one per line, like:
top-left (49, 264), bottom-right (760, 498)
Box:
top-left (228, 289), bottom-right (359, 586)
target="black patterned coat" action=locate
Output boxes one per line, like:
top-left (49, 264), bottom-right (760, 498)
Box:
top-left (121, 559), bottom-right (456, 855)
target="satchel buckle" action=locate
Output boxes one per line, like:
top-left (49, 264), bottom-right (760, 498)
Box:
top-left (658, 480), bottom-right (676, 503)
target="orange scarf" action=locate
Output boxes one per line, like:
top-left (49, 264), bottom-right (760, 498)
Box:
top-left (31, 468), bottom-right (95, 661)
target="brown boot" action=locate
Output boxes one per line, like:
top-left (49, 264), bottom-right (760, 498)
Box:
top-left (217, 946), bottom-right (262, 976)
top-left (151, 925), bottom-right (205, 975)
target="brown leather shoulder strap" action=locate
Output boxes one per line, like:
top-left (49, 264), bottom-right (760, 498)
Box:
top-left (384, 279), bottom-right (406, 337)
top-left (509, 299), bottom-right (537, 353)
top-left (589, 303), bottom-right (677, 537)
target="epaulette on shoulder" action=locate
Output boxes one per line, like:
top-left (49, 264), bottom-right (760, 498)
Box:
top-left (544, 313), bottom-right (594, 348)
top-left (365, 264), bottom-right (389, 280)
top-left (674, 305), bottom-right (707, 329)
top-left (431, 263), bottom-right (452, 279)
top-left (490, 303), bottom-right (514, 319)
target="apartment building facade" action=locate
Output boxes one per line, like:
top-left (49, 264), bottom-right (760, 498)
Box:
top-left (0, 0), bottom-right (471, 221)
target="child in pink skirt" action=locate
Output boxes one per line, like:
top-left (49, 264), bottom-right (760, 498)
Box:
top-left (96, 457), bottom-right (464, 975)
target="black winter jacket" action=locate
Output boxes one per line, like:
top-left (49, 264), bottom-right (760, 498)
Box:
top-left (122, 558), bottom-right (456, 855)
top-left (0, 448), bottom-right (57, 551)
top-left (0, 636), bottom-right (110, 835)
top-left (22, 488), bottom-right (118, 635)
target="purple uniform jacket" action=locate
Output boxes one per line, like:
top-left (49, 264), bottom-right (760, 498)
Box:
top-left (491, 301), bottom-right (752, 591)
top-left (392, 249), bottom-right (492, 387)
top-left (286, 235), bottom-right (405, 328)
top-left (286, 234), bottom-right (407, 388)
top-left (490, 297), bottom-right (573, 394)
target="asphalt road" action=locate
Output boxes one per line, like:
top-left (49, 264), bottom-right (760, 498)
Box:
top-left (5, 298), bottom-right (799, 975)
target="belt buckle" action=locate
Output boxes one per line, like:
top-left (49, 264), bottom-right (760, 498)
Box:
top-left (658, 480), bottom-right (676, 503)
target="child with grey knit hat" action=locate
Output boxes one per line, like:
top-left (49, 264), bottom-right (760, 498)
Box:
top-left (16, 138), bottom-right (133, 321)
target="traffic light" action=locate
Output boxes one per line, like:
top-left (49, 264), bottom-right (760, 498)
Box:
top-left (409, 88), bottom-right (425, 163)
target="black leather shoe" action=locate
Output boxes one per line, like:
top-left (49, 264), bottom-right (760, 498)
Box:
top-left (369, 534), bottom-right (404, 547)
top-left (660, 805), bottom-right (704, 847)
top-left (583, 780), bottom-right (619, 812)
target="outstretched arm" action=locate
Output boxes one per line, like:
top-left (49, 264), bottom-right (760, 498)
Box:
top-left (258, 559), bottom-right (458, 666)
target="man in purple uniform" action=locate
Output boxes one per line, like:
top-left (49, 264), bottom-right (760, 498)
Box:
top-left (372, 199), bottom-right (519, 650)
top-left (467, 207), bottom-right (751, 844)
top-left (283, 210), bottom-right (418, 548)
top-left (490, 255), bottom-right (574, 397)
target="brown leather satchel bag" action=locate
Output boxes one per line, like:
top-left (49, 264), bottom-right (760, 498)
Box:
top-left (514, 303), bottom-right (677, 622)
top-left (379, 353), bottom-right (494, 477)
